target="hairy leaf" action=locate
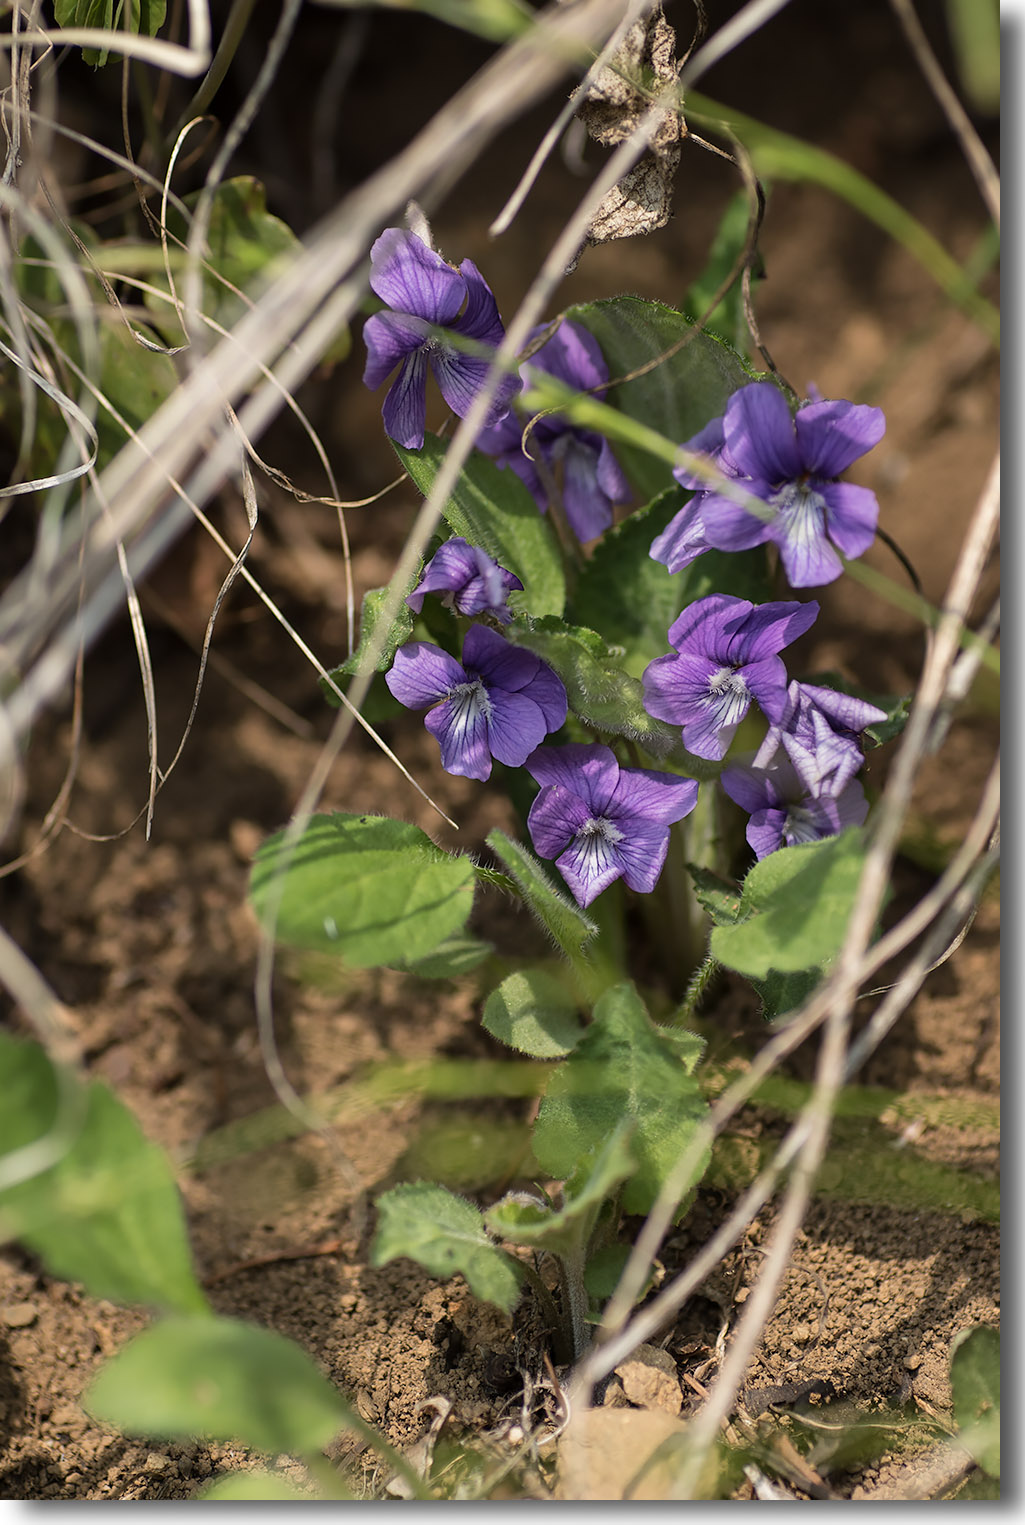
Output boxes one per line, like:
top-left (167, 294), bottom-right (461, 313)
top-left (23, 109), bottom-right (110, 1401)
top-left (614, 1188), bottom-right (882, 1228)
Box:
top-left (532, 983), bottom-right (708, 1215)
top-left (683, 189), bottom-right (762, 354)
top-left (569, 487), bottom-right (771, 676)
top-left (392, 934), bottom-right (493, 979)
top-left (507, 616), bottom-right (680, 753)
top-left (485, 830), bottom-right (598, 981)
top-left (249, 813), bottom-right (475, 968)
top-left (150, 177), bottom-right (304, 336)
top-left (710, 829), bottom-right (868, 979)
top-left (486, 1125), bottom-right (634, 1258)
top-left (568, 296), bottom-right (756, 500)
top-left (482, 968), bottom-right (585, 1058)
top-left (371, 1182), bottom-right (522, 1313)
top-left (950, 1326), bottom-right (1000, 1478)
top-left (84, 1316), bottom-right (350, 1452)
top-left (323, 583), bottom-right (416, 695)
top-left (0, 1034), bottom-right (207, 1315)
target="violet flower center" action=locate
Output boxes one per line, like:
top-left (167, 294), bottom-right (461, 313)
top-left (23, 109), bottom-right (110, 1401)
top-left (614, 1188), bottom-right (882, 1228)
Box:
top-left (447, 678), bottom-right (492, 732)
top-left (707, 665), bottom-right (750, 723)
top-left (768, 480), bottom-right (828, 547)
top-left (577, 816), bottom-right (625, 847)
top-left (783, 803), bottom-right (822, 845)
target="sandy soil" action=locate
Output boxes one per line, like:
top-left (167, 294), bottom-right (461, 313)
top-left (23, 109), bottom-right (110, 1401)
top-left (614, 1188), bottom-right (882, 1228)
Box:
top-left (0, 0), bottom-right (998, 1501)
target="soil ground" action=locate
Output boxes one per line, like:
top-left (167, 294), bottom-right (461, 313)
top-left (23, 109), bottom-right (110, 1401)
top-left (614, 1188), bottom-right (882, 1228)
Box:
top-left (0, 0), bottom-right (999, 1501)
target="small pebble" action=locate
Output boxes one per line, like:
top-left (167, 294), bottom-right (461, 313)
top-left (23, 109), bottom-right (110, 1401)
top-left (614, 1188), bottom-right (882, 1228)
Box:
top-left (2, 1301), bottom-right (38, 1328)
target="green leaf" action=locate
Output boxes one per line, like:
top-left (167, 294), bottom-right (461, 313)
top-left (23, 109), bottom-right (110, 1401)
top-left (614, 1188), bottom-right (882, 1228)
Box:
top-left (200, 1472), bottom-right (315, 1501)
top-left (249, 813), bottom-right (475, 968)
top-left (371, 1182), bottom-right (522, 1314)
top-left (583, 1241), bottom-right (656, 1304)
top-left (569, 488), bottom-right (771, 676)
top-left (0, 1034), bottom-right (208, 1315)
top-left (568, 296), bottom-right (756, 500)
top-left (323, 582), bottom-right (416, 693)
top-left (657, 1026), bottom-right (706, 1073)
top-left (485, 830), bottom-right (597, 982)
top-left (150, 178), bottom-right (303, 335)
top-left (394, 432), bottom-right (565, 617)
top-left (482, 968), bottom-right (585, 1058)
top-left (950, 1325), bottom-right (1000, 1478)
top-left (391, 934), bottom-right (493, 979)
top-left (507, 616), bottom-right (680, 753)
top-left (485, 1125), bottom-right (634, 1258)
top-left (53, 0), bottom-right (166, 68)
top-left (749, 965), bottom-right (823, 1022)
top-left (32, 317), bottom-right (179, 475)
top-left (710, 830), bottom-right (868, 979)
top-left (532, 983), bottom-right (708, 1216)
top-left (684, 189), bottom-right (762, 353)
top-left (84, 1316), bottom-right (351, 1453)
top-left (685, 863), bottom-right (744, 925)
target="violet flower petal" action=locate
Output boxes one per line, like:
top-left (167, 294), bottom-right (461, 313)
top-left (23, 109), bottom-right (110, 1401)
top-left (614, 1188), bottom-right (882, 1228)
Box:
top-left (453, 258), bottom-right (506, 348)
top-left (463, 624), bottom-right (538, 691)
top-left (736, 599), bottom-right (820, 661)
top-left (425, 687), bottom-right (493, 780)
top-left (614, 818), bottom-right (675, 895)
top-left (485, 689), bottom-right (554, 768)
top-left (368, 228), bottom-right (465, 325)
top-left (794, 398), bottom-right (886, 477)
top-left (608, 767), bottom-right (698, 827)
top-left (770, 492), bottom-right (844, 587)
top-left (819, 481), bottom-right (880, 558)
top-left (595, 434), bottom-right (632, 505)
top-left (739, 656), bottom-right (792, 724)
top-left (525, 743), bottom-right (619, 813)
top-left (385, 641), bottom-right (465, 708)
top-left (747, 808), bottom-right (788, 859)
top-left (650, 499), bottom-right (714, 573)
top-left (562, 438), bottom-right (614, 542)
top-left (797, 682), bottom-right (887, 734)
top-left (699, 489), bottom-right (776, 552)
top-left (642, 650), bottom-right (720, 726)
top-left (381, 351), bottom-right (431, 449)
top-left (673, 415), bottom-right (728, 491)
top-left (721, 764), bottom-right (782, 816)
top-left (723, 382), bottom-right (802, 481)
top-left (520, 661), bottom-right (569, 732)
top-left (666, 594), bottom-right (752, 659)
top-left (529, 320), bottom-right (609, 395)
top-left (527, 783), bottom-right (592, 861)
top-left (555, 826), bottom-right (626, 907)
top-left (362, 309), bottom-right (433, 390)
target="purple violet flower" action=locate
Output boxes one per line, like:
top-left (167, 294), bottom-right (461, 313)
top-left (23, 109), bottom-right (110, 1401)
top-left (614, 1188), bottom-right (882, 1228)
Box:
top-left (753, 680), bottom-right (887, 793)
top-left (385, 625), bottom-right (566, 781)
top-left (652, 381), bottom-right (886, 587)
top-left (642, 594), bottom-right (820, 762)
top-left (721, 753), bottom-right (869, 860)
top-left (406, 538), bottom-right (523, 624)
top-left (475, 320), bottom-right (631, 542)
top-left (525, 743), bottom-right (699, 907)
top-left (362, 228), bottom-right (520, 450)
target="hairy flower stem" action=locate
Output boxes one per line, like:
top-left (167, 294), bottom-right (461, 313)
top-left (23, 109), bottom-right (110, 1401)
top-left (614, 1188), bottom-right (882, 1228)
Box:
top-left (557, 1248), bottom-right (591, 1361)
top-left (643, 815), bottom-right (709, 996)
top-left (515, 1258), bottom-right (573, 1363)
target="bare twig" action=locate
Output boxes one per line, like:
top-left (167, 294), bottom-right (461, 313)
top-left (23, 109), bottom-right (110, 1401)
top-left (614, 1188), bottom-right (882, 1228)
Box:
top-left (888, 0), bottom-right (1000, 228)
